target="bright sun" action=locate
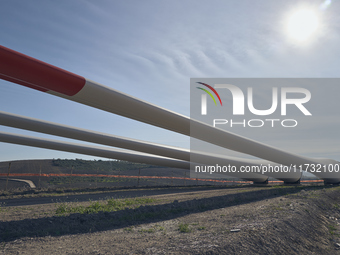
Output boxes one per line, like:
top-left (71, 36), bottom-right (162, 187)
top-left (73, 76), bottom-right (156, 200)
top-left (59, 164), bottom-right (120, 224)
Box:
top-left (286, 9), bottom-right (320, 43)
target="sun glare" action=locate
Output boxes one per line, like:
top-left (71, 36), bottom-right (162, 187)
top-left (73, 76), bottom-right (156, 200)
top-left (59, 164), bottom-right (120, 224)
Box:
top-left (286, 9), bottom-right (320, 43)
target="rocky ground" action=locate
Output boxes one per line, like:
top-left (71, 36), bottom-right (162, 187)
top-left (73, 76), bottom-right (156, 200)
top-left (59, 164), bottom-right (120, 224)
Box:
top-left (1, 184), bottom-right (340, 254)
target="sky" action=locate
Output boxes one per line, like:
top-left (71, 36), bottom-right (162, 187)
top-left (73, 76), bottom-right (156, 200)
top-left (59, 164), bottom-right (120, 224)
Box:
top-left (0, 0), bottom-right (339, 163)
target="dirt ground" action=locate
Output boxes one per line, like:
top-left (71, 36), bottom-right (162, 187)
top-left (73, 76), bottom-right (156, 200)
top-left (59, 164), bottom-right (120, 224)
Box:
top-left (1, 185), bottom-right (340, 254)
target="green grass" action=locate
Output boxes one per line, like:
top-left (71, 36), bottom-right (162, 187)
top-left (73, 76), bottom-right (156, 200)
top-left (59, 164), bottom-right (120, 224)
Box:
top-left (178, 223), bottom-right (191, 233)
top-left (329, 225), bottom-right (336, 231)
top-left (197, 226), bottom-right (206, 230)
top-left (139, 228), bottom-right (155, 233)
top-left (52, 158), bottom-right (158, 172)
top-left (328, 225), bottom-right (339, 236)
top-left (49, 176), bottom-right (136, 185)
top-left (56, 197), bottom-right (156, 215)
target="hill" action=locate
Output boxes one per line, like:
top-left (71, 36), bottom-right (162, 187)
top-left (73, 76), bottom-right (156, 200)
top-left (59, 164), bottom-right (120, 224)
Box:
top-left (0, 159), bottom-right (200, 190)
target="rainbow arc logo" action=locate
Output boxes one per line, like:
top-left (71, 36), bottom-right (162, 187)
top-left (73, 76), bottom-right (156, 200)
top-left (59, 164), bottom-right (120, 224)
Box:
top-left (196, 82), bottom-right (223, 106)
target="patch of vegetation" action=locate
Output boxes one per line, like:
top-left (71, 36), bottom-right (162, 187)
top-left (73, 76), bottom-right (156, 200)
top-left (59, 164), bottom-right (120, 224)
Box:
top-left (124, 227), bottom-right (133, 232)
top-left (308, 193), bottom-right (320, 198)
top-left (272, 204), bottom-right (284, 211)
top-left (56, 197), bottom-right (156, 215)
top-left (49, 176), bottom-right (135, 185)
top-left (197, 226), bottom-right (206, 230)
top-left (178, 223), bottom-right (191, 233)
top-left (52, 158), bottom-right (159, 172)
top-left (328, 225), bottom-right (336, 231)
top-left (55, 203), bottom-right (69, 214)
top-left (328, 224), bottom-right (339, 236)
top-left (333, 203), bottom-right (340, 209)
top-left (139, 228), bottom-right (155, 233)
